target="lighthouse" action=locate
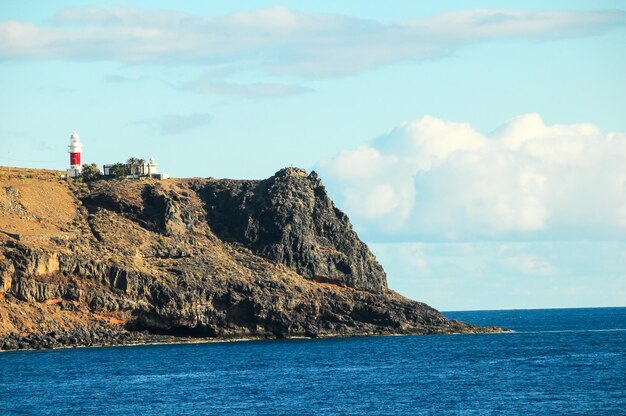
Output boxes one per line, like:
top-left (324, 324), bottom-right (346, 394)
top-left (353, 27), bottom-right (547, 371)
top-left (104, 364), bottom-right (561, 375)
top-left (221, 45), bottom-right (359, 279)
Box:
top-left (67, 131), bottom-right (83, 178)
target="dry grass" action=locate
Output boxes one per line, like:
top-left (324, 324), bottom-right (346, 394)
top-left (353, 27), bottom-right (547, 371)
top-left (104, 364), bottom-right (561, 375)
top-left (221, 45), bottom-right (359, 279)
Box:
top-left (0, 166), bottom-right (77, 237)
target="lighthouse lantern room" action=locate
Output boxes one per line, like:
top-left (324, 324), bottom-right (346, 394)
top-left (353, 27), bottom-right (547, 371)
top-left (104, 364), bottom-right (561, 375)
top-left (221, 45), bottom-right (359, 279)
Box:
top-left (67, 131), bottom-right (83, 178)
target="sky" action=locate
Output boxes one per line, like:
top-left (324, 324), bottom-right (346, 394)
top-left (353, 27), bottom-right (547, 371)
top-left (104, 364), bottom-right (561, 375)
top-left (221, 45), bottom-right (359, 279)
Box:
top-left (1, 1), bottom-right (625, 310)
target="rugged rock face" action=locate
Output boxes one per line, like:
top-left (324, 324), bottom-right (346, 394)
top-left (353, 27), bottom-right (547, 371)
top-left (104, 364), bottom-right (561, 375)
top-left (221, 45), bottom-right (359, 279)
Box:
top-left (198, 168), bottom-right (387, 292)
top-left (0, 167), bottom-right (501, 350)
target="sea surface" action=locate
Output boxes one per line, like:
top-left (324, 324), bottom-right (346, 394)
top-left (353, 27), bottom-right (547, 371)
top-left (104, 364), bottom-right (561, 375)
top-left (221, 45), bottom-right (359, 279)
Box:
top-left (1, 307), bottom-right (624, 415)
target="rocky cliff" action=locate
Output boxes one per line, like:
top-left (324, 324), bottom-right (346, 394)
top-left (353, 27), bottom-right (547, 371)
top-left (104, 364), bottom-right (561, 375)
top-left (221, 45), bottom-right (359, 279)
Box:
top-left (0, 166), bottom-right (500, 350)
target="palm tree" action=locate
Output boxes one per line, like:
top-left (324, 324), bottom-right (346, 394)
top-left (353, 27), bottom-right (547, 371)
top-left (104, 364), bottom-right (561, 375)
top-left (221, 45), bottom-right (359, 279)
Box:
top-left (126, 157), bottom-right (138, 176)
top-left (136, 158), bottom-right (146, 176)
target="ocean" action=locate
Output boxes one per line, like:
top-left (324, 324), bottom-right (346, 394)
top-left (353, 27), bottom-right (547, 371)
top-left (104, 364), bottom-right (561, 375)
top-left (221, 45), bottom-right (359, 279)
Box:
top-left (1, 307), bottom-right (624, 415)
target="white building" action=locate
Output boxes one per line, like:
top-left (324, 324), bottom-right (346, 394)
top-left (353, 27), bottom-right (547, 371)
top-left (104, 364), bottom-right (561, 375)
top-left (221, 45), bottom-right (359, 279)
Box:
top-left (103, 156), bottom-right (169, 179)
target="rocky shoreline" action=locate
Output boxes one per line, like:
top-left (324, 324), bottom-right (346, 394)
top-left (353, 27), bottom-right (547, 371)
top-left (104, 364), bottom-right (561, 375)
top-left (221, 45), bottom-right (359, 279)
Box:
top-left (1, 324), bottom-right (507, 352)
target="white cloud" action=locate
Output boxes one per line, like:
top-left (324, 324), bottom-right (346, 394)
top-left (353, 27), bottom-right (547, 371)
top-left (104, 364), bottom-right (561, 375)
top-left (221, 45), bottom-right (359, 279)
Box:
top-left (501, 254), bottom-right (557, 276)
top-left (317, 114), bottom-right (626, 240)
top-left (0, 6), bottom-right (624, 76)
top-left (182, 79), bottom-right (314, 98)
top-left (371, 241), bottom-right (626, 310)
top-left (134, 113), bottom-right (212, 135)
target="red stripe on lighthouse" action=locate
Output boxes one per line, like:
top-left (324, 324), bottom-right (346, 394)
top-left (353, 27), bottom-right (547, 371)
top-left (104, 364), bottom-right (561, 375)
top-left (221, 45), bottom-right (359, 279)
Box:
top-left (70, 152), bottom-right (81, 165)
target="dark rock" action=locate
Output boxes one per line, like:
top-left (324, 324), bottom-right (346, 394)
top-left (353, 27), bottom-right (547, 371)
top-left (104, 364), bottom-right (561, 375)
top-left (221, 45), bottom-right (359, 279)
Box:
top-left (199, 168), bottom-right (386, 292)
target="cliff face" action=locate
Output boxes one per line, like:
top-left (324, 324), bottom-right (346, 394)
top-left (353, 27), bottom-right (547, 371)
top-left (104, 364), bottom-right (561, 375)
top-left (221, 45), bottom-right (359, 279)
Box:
top-left (0, 167), bottom-right (498, 350)
top-left (198, 168), bottom-right (387, 292)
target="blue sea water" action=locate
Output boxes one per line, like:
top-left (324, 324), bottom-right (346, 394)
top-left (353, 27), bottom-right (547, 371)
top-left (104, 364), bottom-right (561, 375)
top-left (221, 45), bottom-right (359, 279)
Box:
top-left (1, 308), bottom-right (624, 415)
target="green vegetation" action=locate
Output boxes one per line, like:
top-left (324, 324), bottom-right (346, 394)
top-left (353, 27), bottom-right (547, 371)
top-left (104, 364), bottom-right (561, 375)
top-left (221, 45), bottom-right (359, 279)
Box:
top-left (81, 163), bottom-right (102, 181)
top-left (126, 157), bottom-right (146, 176)
top-left (78, 157), bottom-right (148, 180)
top-left (126, 157), bottom-right (145, 176)
top-left (126, 157), bottom-right (139, 176)
top-left (109, 163), bottom-right (129, 179)
top-left (137, 158), bottom-right (146, 173)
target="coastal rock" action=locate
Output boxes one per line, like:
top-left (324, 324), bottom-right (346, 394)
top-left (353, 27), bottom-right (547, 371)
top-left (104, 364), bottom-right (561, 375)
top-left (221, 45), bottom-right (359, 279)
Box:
top-left (0, 167), bottom-right (501, 350)
top-left (198, 167), bottom-right (387, 292)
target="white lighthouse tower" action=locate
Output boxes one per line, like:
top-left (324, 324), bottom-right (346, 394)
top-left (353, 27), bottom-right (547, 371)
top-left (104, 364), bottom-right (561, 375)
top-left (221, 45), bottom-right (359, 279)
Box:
top-left (67, 131), bottom-right (83, 178)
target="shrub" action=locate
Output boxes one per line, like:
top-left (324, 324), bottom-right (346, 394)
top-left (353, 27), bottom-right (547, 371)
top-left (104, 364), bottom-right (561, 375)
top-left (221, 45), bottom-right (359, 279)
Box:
top-left (82, 163), bottom-right (102, 181)
top-left (109, 163), bottom-right (128, 179)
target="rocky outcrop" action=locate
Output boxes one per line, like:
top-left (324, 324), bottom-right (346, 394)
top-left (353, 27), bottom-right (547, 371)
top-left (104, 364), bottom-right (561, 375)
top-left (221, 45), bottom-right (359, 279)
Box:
top-left (0, 167), bottom-right (502, 350)
top-left (197, 168), bottom-right (386, 292)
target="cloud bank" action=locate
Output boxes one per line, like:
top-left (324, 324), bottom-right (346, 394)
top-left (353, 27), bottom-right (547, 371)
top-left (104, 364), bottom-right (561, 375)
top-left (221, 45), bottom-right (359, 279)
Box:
top-left (0, 6), bottom-right (624, 76)
top-left (371, 241), bottom-right (626, 310)
top-left (317, 114), bottom-right (626, 241)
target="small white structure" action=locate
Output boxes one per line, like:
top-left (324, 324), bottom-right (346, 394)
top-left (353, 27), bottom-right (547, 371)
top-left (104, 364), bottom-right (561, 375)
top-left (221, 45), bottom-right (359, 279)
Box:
top-left (67, 131), bottom-right (83, 178)
top-left (147, 156), bottom-right (159, 176)
top-left (103, 156), bottom-right (169, 179)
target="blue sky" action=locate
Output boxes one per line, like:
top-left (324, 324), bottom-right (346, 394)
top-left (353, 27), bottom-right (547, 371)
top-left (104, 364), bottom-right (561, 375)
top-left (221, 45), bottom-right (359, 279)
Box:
top-left (1, 1), bottom-right (625, 310)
